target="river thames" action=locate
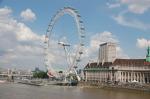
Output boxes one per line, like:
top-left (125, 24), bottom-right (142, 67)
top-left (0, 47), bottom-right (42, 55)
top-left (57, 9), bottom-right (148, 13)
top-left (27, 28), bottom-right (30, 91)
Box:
top-left (0, 83), bottom-right (150, 99)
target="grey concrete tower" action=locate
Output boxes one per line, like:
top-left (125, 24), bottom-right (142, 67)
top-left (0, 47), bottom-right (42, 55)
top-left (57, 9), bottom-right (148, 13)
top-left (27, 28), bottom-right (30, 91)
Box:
top-left (99, 42), bottom-right (116, 63)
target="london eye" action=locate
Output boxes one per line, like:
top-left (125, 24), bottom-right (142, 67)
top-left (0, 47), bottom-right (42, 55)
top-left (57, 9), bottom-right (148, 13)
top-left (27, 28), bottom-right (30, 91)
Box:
top-left (44, 7), bottom-right (85, 83)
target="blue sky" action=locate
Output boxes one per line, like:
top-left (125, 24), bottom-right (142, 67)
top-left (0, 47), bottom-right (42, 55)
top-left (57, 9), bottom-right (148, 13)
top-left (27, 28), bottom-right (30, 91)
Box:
top-left (0, 0), bottom-right (150, 70)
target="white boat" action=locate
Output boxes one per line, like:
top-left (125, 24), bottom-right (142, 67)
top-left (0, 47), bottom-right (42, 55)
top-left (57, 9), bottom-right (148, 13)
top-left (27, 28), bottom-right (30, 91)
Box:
top-left (0, 80), bottom-right (6, 84)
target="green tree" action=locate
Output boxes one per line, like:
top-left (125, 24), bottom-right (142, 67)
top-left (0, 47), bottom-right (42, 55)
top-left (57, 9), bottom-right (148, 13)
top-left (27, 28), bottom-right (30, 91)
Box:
top-left (33, 70), bottom-right (48, 79)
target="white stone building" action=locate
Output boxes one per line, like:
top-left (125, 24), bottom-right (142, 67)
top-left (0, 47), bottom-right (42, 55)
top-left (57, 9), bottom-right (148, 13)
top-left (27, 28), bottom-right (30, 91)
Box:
top-left (84, 43), bottom-right (150, 84)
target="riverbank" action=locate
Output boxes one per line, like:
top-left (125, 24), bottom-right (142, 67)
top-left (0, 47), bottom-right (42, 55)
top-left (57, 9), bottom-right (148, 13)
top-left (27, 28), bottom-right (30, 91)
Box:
top-left (17, 81), bottom-right (43, 86)
top-left (78, 81), bottom-right (150, 92)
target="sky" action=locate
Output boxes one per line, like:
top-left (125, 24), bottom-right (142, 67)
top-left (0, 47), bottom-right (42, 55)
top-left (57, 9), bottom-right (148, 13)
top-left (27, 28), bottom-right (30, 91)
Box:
top-left (0, 0), bottom-right (150, 70)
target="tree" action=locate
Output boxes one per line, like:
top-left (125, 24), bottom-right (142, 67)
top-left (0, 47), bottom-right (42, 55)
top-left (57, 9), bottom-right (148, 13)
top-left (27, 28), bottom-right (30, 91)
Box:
top-left (33, 70), bottom-right (49, 79)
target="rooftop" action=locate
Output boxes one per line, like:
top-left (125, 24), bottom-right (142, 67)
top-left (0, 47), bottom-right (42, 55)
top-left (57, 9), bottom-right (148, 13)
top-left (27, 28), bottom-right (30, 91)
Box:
top-left (85, 59), bottom-right (150, 69)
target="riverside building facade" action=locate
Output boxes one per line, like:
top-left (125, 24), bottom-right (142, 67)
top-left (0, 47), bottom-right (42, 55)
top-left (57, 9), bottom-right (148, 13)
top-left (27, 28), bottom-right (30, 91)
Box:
top-left (84, 43), bottom-right (150, 84)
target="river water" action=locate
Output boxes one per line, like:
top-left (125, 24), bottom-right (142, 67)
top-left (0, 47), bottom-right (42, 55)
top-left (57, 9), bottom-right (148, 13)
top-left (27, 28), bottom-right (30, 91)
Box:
top-left (0, 83), bottom-right (150, 99)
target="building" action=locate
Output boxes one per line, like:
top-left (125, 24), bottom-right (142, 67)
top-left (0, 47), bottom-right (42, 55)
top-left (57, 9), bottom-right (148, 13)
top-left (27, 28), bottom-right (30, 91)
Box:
top-left (84, 43), bottom-right (150, 84)
top-left (99, 42), bottom-right (116, 63)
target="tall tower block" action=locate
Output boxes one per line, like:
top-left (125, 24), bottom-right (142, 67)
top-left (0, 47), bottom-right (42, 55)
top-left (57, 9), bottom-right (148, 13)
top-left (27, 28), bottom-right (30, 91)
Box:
top-left (99, 42), bottom-right (116, 63)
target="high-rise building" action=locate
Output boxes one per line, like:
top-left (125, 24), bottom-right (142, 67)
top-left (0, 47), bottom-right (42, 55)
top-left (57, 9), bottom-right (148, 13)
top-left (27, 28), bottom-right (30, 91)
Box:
top-left (99, 42), bottom-right (116, 63)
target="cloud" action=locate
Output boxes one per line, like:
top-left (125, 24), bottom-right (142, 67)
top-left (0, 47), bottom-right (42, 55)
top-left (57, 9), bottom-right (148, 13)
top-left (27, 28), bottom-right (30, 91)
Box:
top-left (16, 23), bottom-right (42, 41)
top-left (136, 38), bottom-right (150, 48)
top-left (20, 8), bottom-right (36, 21)
top-left (116, 46), bottom-right (129, 58)
top-left (108, 1), bottom-right (150, 30)
top-left (120, 0), bottom-right (150, 14)
top-left (0, 7), bottom-right (44, 69)
top-left (90, 31), bottom-right (119, 49)
top-left (0, 6), bottom-right (12, 17)
top-left (106, 2), bottom-right (121, 9)
top-left (112, 11), bottom-right (150, 30)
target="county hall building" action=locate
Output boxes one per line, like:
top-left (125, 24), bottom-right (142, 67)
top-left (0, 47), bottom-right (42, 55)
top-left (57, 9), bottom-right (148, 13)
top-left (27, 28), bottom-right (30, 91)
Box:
top-left (84, 42), bottom-right (150, 84)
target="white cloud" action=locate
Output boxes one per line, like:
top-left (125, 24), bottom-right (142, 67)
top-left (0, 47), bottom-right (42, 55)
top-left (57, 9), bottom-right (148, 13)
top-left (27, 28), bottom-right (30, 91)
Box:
top-left (0, 7), bottom-right (44, 69)
top-left (90, 31), bottom-right (119, 49)
top-left (116, 46), bottom-right (129, 58)
top-left (20, 8), bottom-right (36, 21)
top-left (120, 0), bottom-right (150, 14)
top-left (16, 23), bottom-right (42, 41)
top-left (0, 6), bottom-right (12, 17)
top-left (108, 1), bottom-right (150, 30)
top-left (106, 2), bottom-right (121, 9)
top-left (136, 38), bottom-right (150, 48)
top-left (112, 11), bottom-right (150, 30)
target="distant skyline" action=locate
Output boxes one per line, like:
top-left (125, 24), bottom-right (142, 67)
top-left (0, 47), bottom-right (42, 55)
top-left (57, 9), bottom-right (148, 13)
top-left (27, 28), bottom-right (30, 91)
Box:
top-left (0, 0), bottom-right (150, 70)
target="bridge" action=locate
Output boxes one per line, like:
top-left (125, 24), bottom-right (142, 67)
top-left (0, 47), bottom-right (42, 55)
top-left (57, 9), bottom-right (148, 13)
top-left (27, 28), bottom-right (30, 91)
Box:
top-left (0, 73), bottom-right (33, 81)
